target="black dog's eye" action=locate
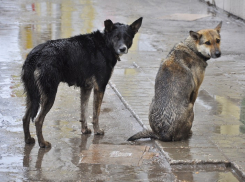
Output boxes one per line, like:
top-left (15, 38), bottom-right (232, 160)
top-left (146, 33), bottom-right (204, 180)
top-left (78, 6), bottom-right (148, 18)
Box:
top-left (115, 34), bottom-right (120, 40)
top-left (216, 39), bottom-right (220, 43)
top-left (205, 41), bottom-right (211, 45)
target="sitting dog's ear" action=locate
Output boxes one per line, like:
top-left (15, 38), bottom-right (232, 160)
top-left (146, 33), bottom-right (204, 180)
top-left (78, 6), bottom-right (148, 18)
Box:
top-left (104, 19), bottom-right (114, 32)
top-left (215, 21), bottom-right (222, 34)
top-left (130, 17), bottom-right (143, 34)
top-left (189, 31), bottom-right (202, 40)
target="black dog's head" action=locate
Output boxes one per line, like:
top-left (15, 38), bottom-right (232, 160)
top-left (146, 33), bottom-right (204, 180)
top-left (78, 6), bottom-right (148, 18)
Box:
top-left (104, 17), bottom-right (143, 56)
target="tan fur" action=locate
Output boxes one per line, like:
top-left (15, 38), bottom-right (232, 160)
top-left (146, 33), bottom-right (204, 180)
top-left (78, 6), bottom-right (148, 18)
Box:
top-left (128, 22), bottom-right (222, 142)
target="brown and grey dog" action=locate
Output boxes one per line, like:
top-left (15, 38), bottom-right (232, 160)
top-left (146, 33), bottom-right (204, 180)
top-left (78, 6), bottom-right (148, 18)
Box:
top-left (128, 22), bottom-right (222, 142)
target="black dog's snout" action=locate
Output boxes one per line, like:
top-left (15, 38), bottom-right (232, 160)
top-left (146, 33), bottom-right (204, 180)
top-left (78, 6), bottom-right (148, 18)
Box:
top-left (119, 47), bottom-right (126, 53)
top-left (215, 51), bottom-right (221, 57)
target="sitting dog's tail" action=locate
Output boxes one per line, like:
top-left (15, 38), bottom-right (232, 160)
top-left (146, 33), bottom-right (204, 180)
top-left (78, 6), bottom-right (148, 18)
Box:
top-left (127, 130), bottom-right (160, 141)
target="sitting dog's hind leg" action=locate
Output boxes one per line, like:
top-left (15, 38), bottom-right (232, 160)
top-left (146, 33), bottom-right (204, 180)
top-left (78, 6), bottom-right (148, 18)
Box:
top-left (80, 87), bottom-right (93, 134)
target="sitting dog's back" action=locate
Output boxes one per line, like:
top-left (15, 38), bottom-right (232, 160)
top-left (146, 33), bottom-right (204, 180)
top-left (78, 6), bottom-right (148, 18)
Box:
top-left (128, 22), bottom-right (222, 142)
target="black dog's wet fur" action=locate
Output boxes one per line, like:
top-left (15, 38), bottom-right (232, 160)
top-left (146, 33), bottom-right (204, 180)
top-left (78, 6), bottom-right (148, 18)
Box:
top-left (22, 18), bottom-right (142, 148)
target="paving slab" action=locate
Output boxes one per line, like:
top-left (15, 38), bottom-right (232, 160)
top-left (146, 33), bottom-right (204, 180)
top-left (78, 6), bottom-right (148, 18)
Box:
top-left (80, 144), bottom-right (155, 166)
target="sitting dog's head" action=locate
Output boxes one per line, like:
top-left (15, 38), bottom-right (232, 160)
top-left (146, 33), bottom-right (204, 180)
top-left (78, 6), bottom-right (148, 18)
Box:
top-left (189, 22), bottom-right (222, 59)
top-left (104, 17), bottom-right (143, 56)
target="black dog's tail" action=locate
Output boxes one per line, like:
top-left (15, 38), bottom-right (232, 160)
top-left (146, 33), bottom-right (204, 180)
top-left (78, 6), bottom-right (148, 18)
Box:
top-left (22, 43), bottom-right (48, 121)
top-left (21, 59), bottom-right (41, 122)
top-left (21, 66), bottom-right (40, 121)
top-left (127, 130), bottom-right (160, 141)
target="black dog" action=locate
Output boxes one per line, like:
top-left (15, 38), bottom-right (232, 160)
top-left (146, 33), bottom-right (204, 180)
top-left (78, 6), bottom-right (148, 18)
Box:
top-left (21, 17), bottom-right (143, 148)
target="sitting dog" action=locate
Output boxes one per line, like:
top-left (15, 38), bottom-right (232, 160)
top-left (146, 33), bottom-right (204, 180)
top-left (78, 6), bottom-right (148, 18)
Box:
top-left (128, 22), bottom-right (222, 141)
top-left (22, 17), bottom-right (143, 148)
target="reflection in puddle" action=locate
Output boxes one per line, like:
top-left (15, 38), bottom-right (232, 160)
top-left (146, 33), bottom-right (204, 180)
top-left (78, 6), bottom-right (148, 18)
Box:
top-left (196, 90), bottom-right (222, 115)
top-left (215, 95), bottom-right (240, 120)
top-left (0, 113), bottom-right (22, 133)
top-left (0, 78), bottom-right (13, 99)
top-left (215, 125), bottom-right (245, 135)
top-left (131, 33), bottom-right (156, 52)
top-left (197, 90), bottom-right (245, 136)
top-left (124, 68), bottom-right (138, 75)
top-left (197, 90), bottom-right (245, 125)
top-left (0, 154), bottom-right (23, 172)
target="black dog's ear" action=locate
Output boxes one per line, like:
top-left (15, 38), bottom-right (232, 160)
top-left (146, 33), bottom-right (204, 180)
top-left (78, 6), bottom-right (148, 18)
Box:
top-left (130, 17), bottom-right (143, 34)
top-left (189, 31), bottom-right (202, 40)
top-left (215, 21), bottom-right (222, 34)
top-left (104, 19), bottom-right (114, 32)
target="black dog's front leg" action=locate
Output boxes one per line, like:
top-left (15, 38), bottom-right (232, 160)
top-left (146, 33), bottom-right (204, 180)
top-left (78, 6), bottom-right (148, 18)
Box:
top-left (80, 87), bottom-right (93, 134)
top-left (93, 87), bottom-right (105, 135)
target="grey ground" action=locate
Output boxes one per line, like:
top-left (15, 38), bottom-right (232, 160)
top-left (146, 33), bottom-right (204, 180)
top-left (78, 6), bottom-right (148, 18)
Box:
top-left (0, 0), bottom-right (245, 181)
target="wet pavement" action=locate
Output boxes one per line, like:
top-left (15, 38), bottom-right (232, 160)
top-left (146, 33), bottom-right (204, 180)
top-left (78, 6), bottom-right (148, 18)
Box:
top-left (0, 0), bottom-right (245, 181)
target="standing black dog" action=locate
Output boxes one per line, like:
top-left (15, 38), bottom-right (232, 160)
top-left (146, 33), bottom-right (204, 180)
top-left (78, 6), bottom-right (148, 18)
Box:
top-left (22, 17), bottom-right (143, 148)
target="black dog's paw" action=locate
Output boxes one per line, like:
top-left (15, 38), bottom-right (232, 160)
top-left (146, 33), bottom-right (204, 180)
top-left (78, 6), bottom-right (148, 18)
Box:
top-left (25, 137), bottom-right (35, 144)
top-left (39, 141), bottom-right (51, 148)
top-left (82, 127), bottom-right (92, 134)
top-left (95, 129), bottom-right (104, 135)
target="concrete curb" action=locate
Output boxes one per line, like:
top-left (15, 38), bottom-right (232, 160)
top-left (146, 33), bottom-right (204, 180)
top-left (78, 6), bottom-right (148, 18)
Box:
top-left (154, 140), bottom-right (231, 165)
top-left (109, 81), bottom-right (147, 130)
top-left (231, 162), bottom-right (245, 180)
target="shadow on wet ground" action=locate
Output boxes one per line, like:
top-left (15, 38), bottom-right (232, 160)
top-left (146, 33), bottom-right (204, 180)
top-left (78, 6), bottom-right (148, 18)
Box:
top-left (0, 0), bottom-right (245, 181)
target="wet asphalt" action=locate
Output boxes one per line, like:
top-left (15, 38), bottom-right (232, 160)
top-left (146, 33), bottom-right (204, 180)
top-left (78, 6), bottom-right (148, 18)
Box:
top-left (0, 0), bottom-right (245, 181)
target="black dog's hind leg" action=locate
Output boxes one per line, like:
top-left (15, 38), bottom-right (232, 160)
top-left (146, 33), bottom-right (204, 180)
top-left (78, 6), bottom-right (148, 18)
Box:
top-left (34, 68), bottom-right (59, 148)
top-left (22, 66), bottom-right (40, 145)
top-left (35, 92), bottom-right (56, 148)
top-left (23, 97), bottom-right (35, 144)
top-left (93, 86), bottom-right (105, 135)
top-left (80, 87), bottom-right (93, 134)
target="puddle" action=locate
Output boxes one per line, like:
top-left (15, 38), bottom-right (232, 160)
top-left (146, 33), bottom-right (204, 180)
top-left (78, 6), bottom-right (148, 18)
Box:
top-left (0, 78), bottom-right (13, 99)
top-left (214, 125), bottom-right (245, 135)
top-left (172, 164), bottom-right (240, 182)
top-left (0, 154), bottom-right (23, 172)
top-left (215, 95), bottom-right (241, 119)
top-left (0, 115), bottom-right (22, 133)
top-left (134, 33), bottom-right (156, 52)
top-left (197, 90), bottom-right (245, 124)
top-left (0, 113), bottom-right (21, 127)
top-left (174, 171), bottom-right (239, 182)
